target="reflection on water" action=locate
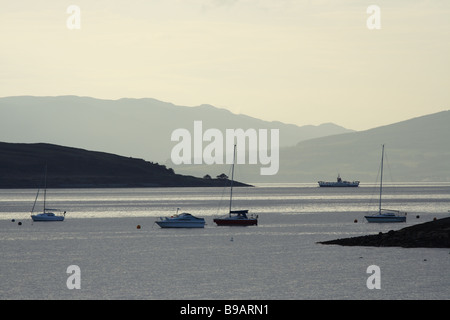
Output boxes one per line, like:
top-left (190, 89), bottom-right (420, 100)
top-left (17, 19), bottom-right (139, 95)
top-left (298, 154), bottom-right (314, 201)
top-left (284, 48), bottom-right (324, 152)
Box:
top-left (1, 184), bottom-right (449, 220)
top-left (1, 184), bottom-right (449, 300)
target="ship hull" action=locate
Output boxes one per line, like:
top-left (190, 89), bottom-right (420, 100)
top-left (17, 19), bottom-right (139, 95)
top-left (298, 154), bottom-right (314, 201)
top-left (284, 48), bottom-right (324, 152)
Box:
top-left (155, 221), bottom-right (205, 228)
top-left (213, 218), bottom-right (257, 226)
top-left (365, 215), bottom-right (406, 223)
top-left (318, 182), bottom-right (359, 187)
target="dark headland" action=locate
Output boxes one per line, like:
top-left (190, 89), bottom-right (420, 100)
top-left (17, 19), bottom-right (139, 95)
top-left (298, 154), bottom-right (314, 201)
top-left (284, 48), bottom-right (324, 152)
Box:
top-left (0, 142), bottom-right (252, 188)
top-left (318, 217), bottom-right (450, 248)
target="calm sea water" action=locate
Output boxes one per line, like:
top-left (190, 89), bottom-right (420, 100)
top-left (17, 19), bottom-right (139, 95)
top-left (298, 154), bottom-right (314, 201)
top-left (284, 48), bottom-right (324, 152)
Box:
top-left (1, 183), bottom-right (449, 300)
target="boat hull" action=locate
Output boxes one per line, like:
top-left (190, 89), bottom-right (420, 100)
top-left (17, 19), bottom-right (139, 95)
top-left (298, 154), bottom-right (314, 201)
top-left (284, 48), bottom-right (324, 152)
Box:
top-left (155, 221), bottom-right (205, 228)
top-left (31, 214), bottom-right (64, 222)
top-left (364, 215), bottom-right (406, 223)
top-left (318, 183), bottom-right (359, 187)
top-left (213, 218), bottom-right (257, 226)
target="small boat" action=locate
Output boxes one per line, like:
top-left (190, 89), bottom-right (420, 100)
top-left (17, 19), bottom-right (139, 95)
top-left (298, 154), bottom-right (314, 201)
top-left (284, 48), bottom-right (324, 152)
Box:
top-left (31, 165), bottom-right (65, 222)
top-left (365, 145), bottom-right (406, 223)
top-left (318, 174), bottom-right (359, 187)
top-left (214, 210), bottom-right (258, 226)
top-left (156, 210), bottom-right (205, 228)
top-left (31, 211), bottom-right (65, 222)
top-left (365, 209), bottom-right (406, 223)
top-left (213, 144), bottom-right (258, 226)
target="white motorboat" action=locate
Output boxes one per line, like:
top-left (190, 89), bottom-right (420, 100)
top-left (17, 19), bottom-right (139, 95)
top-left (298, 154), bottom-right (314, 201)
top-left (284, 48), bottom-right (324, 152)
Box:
top-left (156, 211), bottom-right (205, 228)
top-left (364, 145), bottom-right (406, 223)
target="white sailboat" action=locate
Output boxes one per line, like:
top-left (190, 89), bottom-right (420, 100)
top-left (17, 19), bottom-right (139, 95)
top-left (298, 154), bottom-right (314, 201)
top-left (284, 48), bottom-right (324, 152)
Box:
top-left (31, 166), bottom-right (66, 222)
top-left (213, 144), bottom-right (258, 226)
top-left (365, 145), bottom-right (406, 223)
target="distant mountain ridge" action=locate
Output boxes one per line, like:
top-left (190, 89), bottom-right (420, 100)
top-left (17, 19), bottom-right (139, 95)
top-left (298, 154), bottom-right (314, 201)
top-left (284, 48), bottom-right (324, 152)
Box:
top-left (0, 95), bottom-right (353, 164)
top-left (173, 110), bottom-right (450, 183)
top-left (278, 110), bottom-right (450, 182)
top-left (1, 96), bottom-right (448, 183)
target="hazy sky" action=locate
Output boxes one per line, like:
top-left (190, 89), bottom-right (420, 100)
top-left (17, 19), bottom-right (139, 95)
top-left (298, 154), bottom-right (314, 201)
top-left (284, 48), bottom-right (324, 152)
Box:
top-left (1, 0), bottom-right (449, 130)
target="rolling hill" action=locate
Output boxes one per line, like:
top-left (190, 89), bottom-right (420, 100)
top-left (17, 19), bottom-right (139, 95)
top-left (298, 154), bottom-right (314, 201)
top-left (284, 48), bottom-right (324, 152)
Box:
top-left (0, 142), bottom-right (250, 188)
top-left (173, 110), bottom-right (450, 183)
top-left (278, 110), bottom-right (450, 183)
top-left (0, 96), bottom-right (353, 164)
top-left (1, 96), bottom-right (448, 183)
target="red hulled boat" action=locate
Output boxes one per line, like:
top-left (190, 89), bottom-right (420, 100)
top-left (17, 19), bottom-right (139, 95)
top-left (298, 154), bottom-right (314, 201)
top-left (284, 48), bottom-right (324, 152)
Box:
top-left (213, 210), bottom-right (258, 226)
top-left (213, 144), bottom-right (258, 227)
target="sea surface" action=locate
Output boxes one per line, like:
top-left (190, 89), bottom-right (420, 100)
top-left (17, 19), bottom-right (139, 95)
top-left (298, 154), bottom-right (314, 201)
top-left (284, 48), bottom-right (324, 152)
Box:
top-left (1, 183), bottom-right (449, 300)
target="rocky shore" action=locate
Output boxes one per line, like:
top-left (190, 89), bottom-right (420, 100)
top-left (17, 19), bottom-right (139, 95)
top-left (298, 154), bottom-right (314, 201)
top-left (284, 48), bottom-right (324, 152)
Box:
top-left (318, 217), bottom-right (450, 248)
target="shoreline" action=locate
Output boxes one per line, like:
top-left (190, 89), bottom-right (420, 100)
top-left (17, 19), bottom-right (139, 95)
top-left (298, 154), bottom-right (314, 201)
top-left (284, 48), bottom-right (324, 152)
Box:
top-left (318, 217), bottom-right (450, 248)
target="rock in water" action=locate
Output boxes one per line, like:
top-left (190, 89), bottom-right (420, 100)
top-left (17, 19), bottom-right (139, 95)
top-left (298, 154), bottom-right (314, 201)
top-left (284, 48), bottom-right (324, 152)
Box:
top-left (318, 217), bottom-right (450, 248)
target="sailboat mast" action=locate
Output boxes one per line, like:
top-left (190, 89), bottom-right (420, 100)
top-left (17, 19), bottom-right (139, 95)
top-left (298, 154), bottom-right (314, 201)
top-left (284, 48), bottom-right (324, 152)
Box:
top-left (31, 188), bottom-right (40, 214)
top-left (229, 144), bottom-right (236, 216)
top-left (43, 164), bottom-right (47, 213)
top-left (379, 144), bottom-right (384, 213)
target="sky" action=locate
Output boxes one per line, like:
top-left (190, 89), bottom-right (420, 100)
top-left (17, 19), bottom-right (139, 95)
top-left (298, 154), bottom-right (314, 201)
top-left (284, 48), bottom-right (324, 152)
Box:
top-left (1, 0), bottom-right (449, 131)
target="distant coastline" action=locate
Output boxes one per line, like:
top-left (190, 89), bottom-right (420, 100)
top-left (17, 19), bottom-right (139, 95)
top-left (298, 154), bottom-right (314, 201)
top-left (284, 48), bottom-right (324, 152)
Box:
top-left (0, 142), bottom-right (252, 188)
